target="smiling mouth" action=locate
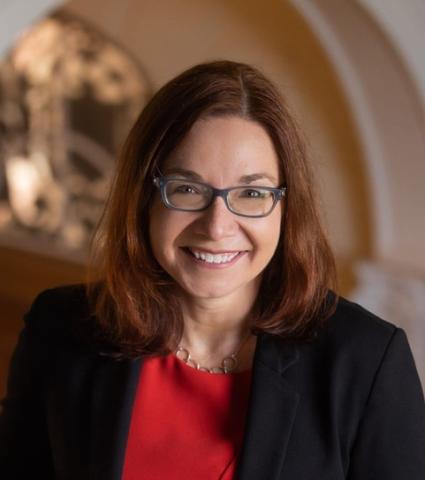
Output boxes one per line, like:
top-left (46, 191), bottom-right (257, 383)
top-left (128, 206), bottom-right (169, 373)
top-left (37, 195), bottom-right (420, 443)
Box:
top-left (182, 247), bottom-right (246, 265)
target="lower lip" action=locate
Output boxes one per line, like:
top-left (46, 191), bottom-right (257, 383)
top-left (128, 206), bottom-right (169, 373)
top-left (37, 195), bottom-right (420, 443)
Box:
top-left (182, 248), bottom-right (247, 269)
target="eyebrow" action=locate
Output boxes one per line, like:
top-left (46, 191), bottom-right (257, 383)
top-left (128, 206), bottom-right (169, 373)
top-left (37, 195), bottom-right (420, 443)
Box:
top-left (163, 167), bottom-right (278, 185)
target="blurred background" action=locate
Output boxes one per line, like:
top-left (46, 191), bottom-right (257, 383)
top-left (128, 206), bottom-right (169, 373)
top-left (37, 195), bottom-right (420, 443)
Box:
top-left (1, 0), bottom-right (424, 396)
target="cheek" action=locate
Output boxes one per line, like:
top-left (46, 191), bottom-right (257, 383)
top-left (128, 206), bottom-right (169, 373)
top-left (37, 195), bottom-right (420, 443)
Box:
top-left (253, 211), bottom-right (282, 253)
top-left (148, 202), bottom-right (189, 264)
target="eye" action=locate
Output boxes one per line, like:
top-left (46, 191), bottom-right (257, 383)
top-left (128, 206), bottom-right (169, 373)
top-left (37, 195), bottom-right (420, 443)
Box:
top-left (238, 188), bottom-right (269, 199)
top-left (173, 183), bottom-right (202, 194)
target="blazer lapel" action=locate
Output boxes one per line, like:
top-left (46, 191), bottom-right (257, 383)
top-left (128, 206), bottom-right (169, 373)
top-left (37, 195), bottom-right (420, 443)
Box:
top-left (236, 332), bottom-right (300, 480)
top-left (88, 355), bottom-right (142, 480)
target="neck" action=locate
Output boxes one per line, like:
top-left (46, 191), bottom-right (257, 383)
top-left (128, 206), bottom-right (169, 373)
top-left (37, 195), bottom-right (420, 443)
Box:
top-left (176, 284), bottom-right (259, 369)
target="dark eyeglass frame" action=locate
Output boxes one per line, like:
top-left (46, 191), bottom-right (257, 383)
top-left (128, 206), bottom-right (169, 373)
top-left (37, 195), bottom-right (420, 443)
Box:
top-left (153, 175), bottom-right (287, 218)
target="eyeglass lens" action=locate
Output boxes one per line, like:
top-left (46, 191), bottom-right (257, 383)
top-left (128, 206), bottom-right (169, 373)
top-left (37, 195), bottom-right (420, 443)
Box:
top-left (164, 179), bottom-right (276, 216)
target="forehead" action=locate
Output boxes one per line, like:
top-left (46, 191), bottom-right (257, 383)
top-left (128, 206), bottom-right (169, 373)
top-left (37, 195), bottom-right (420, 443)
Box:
top-left (162, 116), bottom-right (281, 183)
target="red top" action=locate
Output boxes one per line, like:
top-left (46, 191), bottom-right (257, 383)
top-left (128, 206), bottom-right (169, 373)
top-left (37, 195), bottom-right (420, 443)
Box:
top-left (122, 353), bottom-right (253, 480)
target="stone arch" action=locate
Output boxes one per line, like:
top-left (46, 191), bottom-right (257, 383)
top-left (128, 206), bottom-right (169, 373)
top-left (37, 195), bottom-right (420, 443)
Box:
top-left (291, 0), bottom-right (425, 267)
top-left (291, 0), bottom-right (425, 384)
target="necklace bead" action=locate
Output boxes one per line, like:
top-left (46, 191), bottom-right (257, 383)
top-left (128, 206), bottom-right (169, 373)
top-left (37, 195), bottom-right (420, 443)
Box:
top-left (174, 337), bottom-right (249, 374)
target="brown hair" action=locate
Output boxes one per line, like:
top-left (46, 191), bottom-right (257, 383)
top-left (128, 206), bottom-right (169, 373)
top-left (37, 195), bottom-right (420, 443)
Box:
top-left (86, 60), bottom-right (337, 358)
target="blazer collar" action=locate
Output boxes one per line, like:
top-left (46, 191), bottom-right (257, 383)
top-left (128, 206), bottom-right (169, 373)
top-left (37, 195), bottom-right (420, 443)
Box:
top-left (88, 331), bottom-right (300, 480)
top-left (235, 331), bottom-right (300, 479)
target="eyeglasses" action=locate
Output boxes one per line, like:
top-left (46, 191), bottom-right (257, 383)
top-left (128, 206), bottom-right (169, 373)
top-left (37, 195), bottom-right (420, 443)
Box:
top-left (153, 175), bottom-right (286, 218)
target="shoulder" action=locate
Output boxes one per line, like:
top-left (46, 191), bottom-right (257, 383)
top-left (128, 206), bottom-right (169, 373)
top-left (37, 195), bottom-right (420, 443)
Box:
top-left (30, 283), bottom-right (89, 308)
top-left (319, 296), bottom-right (425, 432)
top-left (308, 293), bottom-right (411, 376)
top-left (260, 293), bottom-right (408, 382)
top-left (263, 293), bottom-right (403, 371)
top-left (26, 283), bottom-right (90, 320)
top-left (324, 294), bottom-right (398, 344)
top-left (24, 283), bottom-right (93, 345)
top-left (274, 294), bottom-right (423, 409)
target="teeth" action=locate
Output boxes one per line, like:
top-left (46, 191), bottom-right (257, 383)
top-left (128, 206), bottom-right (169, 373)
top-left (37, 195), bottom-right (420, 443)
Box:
top-left (190, 249), bottom-right (240, 264)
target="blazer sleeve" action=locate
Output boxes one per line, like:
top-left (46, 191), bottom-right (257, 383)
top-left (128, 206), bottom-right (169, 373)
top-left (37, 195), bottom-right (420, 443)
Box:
top-left (0, 292), bottom-right (55, 478)
top-left (347, 327), bottom-right (425, 480)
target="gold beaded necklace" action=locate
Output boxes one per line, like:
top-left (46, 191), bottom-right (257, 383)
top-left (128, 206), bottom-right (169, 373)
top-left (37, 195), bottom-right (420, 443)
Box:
top-left (174, 332), bottom-right (253, 374)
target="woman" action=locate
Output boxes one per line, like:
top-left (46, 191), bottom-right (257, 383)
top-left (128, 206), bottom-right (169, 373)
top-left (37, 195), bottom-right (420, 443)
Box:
top-left (1, 60), bottom-right (424, 479)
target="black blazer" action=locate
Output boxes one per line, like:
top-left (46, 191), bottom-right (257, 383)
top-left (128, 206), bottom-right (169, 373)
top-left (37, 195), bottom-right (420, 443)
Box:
top-left (1, 284), bottom-right (425, 479)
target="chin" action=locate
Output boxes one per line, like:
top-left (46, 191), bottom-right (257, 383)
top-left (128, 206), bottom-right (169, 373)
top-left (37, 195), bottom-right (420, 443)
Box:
top-left (178, 276), bottom-right (254, 301)
top-left (184, 285), bottom-right (235, 300)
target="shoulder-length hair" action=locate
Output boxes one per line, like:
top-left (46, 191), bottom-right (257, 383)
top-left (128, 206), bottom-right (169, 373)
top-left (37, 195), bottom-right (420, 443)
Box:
top-left (86, 60), bottom-right (337, 358)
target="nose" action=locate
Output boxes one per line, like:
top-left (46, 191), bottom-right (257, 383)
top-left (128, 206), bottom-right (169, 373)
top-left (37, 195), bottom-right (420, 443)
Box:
top-left (195, 195), bottom-right (239, 240)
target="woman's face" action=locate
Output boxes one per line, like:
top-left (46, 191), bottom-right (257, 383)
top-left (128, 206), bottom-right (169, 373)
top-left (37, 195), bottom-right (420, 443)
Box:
top-left (149, 115), bottom-right (282, 304)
